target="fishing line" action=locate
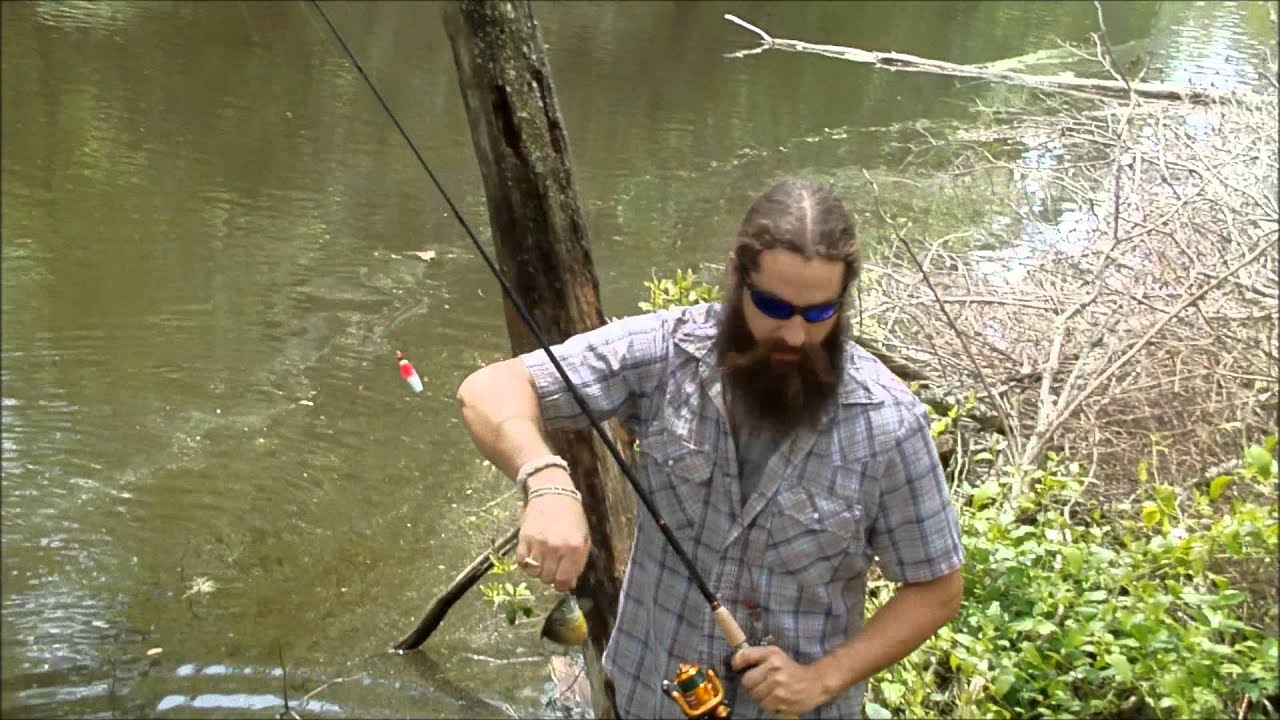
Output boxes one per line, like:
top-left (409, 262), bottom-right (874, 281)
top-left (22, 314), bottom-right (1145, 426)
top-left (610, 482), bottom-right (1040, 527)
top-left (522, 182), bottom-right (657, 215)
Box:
top-left (305, 0), bottom-right (734, 642)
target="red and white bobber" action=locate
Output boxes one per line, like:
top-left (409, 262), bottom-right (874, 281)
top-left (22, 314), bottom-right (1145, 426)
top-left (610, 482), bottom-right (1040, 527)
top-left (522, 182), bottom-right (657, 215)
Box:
top-left (397, 350), bottom-right (424, 393)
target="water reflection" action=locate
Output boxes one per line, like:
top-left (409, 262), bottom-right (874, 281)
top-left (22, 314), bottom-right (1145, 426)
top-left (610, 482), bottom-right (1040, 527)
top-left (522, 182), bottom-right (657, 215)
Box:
top-left (2, 0), bottom-right (1274, 717)
top-left (1147, 0), bottom-right (1275, 92)
top-left (29, 0), bottom-right (144, 31)
top-left (156, 693), bottom-right (340, 714)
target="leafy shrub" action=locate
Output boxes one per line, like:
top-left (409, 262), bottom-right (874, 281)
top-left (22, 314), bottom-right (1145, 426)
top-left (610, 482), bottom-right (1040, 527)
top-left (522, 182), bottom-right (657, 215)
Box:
top-left (638, 268), bottom-right (720, 312)
top-left (480, 553), bottom-right (538, 625)
top-left (865, 435), bottom-right (1279, 719)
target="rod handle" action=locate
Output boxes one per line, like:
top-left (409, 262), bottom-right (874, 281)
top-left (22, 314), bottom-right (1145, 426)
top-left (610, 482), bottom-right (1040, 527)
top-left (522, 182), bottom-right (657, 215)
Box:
top-left (713, 605), bottom-right (800, 720)
top-left (711, 605), bottom-right (748, 649)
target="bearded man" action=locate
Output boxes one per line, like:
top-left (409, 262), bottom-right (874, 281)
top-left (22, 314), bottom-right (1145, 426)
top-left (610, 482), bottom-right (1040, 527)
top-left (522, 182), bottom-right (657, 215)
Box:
top-left (456, 177), bottom-right (964, 719)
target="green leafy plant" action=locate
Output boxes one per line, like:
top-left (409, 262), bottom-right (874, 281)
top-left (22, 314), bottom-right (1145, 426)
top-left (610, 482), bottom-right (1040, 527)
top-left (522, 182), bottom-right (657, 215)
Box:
top-left (638, 268), bottom-right (720, 312)
top-left (480, 574), bottom-right (537, 626)
top-left (464, 461), bottom-right (540, 627)
top-left (474, 535), bottom-right (541, 626)
top-left (865, 432), bottom-right (1279, 719)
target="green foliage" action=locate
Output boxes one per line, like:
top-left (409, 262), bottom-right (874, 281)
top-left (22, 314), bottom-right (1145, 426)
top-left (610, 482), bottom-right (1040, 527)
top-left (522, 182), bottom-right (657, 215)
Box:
top-left (479, 567), bottom-right (537, 626)
top-left (910, 382), bottom-right (975, 440)
top-left (480, 548), bottom-right (539, 625)
top-left (459, 460), bottom-right (543, 627)
top-left (866, 432), bottom-right (1280, 719)
top-left (638, 268), bottom-right (721, 312)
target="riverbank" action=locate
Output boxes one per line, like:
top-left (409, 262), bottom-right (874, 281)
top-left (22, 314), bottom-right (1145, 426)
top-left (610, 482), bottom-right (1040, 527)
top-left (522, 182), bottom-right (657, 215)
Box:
top-left (639, 79), bottom-right (1278, 718)
top-left (856, 86), bottom-right (1277, 498)
top-left (849, 81), bottom-right (1278, 719)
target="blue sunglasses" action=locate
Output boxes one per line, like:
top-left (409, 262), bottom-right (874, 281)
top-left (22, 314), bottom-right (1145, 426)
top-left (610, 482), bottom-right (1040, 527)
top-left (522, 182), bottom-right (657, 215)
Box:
top-left (746, 282), bottom-right (843, 323)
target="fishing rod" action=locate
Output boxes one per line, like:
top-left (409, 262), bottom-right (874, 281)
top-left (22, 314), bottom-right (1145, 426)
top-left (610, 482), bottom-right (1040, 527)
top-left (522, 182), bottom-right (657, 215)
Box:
top-left (307, 2), bottom-right (754, 717)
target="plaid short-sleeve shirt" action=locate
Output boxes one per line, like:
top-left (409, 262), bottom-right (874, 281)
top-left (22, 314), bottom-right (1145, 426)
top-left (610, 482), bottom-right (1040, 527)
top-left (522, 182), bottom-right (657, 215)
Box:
top-left (519, 303), bottom-right (963, 719)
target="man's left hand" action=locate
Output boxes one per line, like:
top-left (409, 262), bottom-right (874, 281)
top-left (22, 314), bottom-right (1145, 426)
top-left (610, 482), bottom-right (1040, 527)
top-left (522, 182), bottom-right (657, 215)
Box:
top-left (731, 644), bottom-right (829, 717)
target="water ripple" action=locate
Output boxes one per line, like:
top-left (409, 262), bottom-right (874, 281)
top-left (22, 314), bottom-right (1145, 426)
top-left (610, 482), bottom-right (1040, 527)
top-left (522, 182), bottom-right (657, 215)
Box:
top-left (29, 0), bottom-right (142, 32)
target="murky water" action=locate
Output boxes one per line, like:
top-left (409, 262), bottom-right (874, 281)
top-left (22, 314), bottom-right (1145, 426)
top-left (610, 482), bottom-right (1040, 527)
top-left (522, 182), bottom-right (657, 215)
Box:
top-left (2, 1), bottom-right (1274, 717)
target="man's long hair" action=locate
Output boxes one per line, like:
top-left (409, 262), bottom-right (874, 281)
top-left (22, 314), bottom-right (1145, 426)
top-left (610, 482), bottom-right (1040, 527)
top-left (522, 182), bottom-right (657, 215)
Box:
top-left (714, 177), bottom-right (862, 430)
top-left (727, 177), bottom-right (862, 287)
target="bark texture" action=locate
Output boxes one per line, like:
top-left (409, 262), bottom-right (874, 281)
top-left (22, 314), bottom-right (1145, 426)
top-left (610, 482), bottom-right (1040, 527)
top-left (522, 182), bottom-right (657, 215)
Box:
top-left (444, 2), bottom-right (637, 715)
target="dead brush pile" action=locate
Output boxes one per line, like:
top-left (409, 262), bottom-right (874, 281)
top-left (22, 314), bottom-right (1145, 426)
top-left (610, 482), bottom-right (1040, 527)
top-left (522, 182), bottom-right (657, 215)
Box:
top-left (860, 89), bottom-right (1278, 497)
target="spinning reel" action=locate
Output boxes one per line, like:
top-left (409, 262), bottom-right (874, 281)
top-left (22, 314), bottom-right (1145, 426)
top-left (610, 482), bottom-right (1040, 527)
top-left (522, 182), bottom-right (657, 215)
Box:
top-left (662, 662), bottom-right (733, 719)
top-left (662, 610), bottom-right (780, 720)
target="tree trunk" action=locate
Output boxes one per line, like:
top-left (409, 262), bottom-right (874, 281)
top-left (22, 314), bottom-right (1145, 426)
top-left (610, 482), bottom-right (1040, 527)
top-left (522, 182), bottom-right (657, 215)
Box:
top-left (443, 2), bottom-right (635, 716)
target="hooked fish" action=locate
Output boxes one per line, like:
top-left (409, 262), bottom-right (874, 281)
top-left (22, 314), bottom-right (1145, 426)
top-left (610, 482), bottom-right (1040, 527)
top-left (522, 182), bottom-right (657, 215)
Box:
top-left (542, 595), bottom-right (594, 718)
top-left (540, 594), bottom-right (590, 649)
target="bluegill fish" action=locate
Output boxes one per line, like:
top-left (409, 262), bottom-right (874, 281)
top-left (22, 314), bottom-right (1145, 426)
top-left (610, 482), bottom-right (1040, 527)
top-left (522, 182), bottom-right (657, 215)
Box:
top-left (540, 594), bottom-right (590, 649)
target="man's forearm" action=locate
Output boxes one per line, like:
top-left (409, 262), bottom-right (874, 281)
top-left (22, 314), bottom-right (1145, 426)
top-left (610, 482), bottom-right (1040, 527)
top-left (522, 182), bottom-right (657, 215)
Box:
top-left (456, 358), bottom-right (555, 480)
top-left (813, 569), bottom-right (963, 700)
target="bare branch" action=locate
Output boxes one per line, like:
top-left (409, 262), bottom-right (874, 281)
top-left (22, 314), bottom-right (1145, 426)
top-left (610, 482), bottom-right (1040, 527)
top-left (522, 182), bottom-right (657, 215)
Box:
top-left (723, 14), bottom-right (772, 44)
top-left (864, 169), bottom-right (1021, 455)
top-left (1091, 1), bottom-right (1134, 95)
top-left (1023, 239), bottom-right (1276, 462)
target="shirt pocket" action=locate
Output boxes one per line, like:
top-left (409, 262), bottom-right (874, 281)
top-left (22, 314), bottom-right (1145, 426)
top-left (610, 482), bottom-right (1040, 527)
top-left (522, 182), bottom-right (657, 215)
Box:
top-left (637, 429), bottom-right (715, 538)
top-left (765, 482), bottom-right (866, 590)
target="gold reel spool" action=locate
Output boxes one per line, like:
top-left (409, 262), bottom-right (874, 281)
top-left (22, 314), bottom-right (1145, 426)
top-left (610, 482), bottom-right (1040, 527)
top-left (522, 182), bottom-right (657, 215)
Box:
top-left (662, 662), bottom-right (732, 719)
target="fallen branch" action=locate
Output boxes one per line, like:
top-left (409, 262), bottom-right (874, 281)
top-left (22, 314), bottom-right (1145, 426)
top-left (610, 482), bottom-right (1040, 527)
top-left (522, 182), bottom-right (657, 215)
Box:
top-left (1021, 87), bottom-right (1139, 470)
top-left (393, 527), bottom-right (520, 652)
top-left (299, 672), bottom-right (368, 713)
top-left (461, 653), bottom-right (543, 665)
top-left (723, 13), bottom-right (1237, 104)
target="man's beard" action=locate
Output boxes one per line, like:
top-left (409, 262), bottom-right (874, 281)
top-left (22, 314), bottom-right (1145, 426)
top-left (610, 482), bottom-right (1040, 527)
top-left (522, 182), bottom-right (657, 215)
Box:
top-left (714, 292), bottom-right (844, 433)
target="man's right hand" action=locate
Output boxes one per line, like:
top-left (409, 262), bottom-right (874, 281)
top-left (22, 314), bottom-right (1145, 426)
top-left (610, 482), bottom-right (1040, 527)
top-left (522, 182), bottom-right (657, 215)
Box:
top-left (516, 469), bottom-right (591, 592)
